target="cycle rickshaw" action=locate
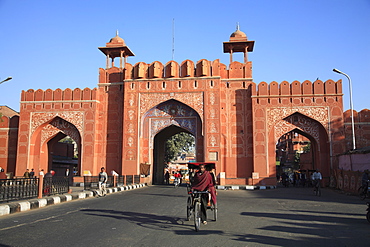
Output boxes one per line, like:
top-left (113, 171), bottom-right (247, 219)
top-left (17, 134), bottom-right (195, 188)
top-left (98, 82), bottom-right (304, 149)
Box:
top-left (186, 162), bottom-right (217, 231)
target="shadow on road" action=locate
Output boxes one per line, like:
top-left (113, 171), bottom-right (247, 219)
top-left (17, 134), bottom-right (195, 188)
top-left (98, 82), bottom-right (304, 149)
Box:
top-left (250, 186), bottom-right (366, 205)
top-left (81, 208), bottom-right (227, 235)
top-left (81, 209), bottom-right (193, 231)
top-left (241, 211), bottom-right (365, 224)
top-left (238, 210), bottom-right (368, 246)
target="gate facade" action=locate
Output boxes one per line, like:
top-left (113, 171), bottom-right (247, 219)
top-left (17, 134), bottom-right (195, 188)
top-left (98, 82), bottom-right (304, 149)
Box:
top-left (12, 28), bottom-right (345, 186)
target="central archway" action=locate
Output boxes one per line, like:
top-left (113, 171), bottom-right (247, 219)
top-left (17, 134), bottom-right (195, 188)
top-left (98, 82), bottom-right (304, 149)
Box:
top-left (153, 125), bottom-right (194, 184)
top-left (141, 99), bottom-right (203, 184)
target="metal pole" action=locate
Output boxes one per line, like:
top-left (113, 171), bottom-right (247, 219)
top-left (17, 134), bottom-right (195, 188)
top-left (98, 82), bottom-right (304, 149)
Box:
top-left (333, 68), bottom-right (356, 150)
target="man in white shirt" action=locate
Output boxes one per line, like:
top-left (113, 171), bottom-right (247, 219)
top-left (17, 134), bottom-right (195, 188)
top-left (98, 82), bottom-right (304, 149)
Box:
top-left (98, 167), bottom-right (108, 197)
top-left (312, 169), bottom-right (322, 188)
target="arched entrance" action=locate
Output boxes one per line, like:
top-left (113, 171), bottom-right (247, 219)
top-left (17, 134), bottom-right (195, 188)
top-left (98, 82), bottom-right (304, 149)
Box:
top-left (153, 125), bottom-right (194, 184)
top-left (273, 112), bottom-right (330, 184)
top-left (141, 99), bottom-right (203, 184)
top-left (30, 117), bottom-right (81, 177)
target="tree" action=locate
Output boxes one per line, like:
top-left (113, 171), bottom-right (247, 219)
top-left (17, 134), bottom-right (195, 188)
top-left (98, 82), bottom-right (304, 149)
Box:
top-left (302, 142), bottom-right (311, 153)
top-left (59, 136), bottom-right (74, 144)
top-left (164, 132), bottom-right (195, 163)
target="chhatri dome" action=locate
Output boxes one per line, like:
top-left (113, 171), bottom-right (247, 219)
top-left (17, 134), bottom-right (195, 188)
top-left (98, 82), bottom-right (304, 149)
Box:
top-left (229, 23), bottom-right (248, 42)
top-left (223, 23), bottom-right (254, 64)
top-left (107, 30), bottom-right (126, 47)
top-left (98, 30), bottom-right (135, 69)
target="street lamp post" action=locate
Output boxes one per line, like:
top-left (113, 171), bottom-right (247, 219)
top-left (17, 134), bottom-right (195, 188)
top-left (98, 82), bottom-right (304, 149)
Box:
top-left (333, 68), bottom-right (356, 150)
top-left (0, 77), bottom-right (12, 85)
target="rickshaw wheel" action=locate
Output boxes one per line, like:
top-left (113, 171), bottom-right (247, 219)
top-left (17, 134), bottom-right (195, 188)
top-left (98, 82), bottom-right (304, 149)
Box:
top-left (212, 202), bottom-right (217, 221)
top-left (186, 197), bottom-right (192, 221)
top-left (194, 201), bottom-right (201, 231)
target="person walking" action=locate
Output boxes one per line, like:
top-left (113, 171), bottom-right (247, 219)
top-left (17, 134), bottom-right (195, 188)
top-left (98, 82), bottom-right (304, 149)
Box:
top-left (360, 169), bottom-right (370, 197)
top-left (362, 170), bottom-right (369, 188)
top-left (164, 171), bottom-right (170, 185)
top-left (29, 168), bottom-right (35, 178)
top-left (312, 170), bottom-right (322, 184)
top-left (24, 169), bottom-right (30, 178)
top-left (98, 167), bottom-right (108, 197)
top-left (312, 169), bottom-right (322, 195)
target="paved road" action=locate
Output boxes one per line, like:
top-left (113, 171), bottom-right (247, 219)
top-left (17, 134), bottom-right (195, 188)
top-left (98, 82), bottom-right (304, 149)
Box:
top-left (0, 185), bottom-right (369, 247)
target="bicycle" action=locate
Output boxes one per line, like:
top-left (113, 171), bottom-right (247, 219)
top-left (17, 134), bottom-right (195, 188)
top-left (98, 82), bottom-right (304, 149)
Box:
top-left (313, 180), bottom-right (321, 196)
top-left (358, 184), bottom-right (369, 200)
top-left (186, 188), bottom-right (217, 231)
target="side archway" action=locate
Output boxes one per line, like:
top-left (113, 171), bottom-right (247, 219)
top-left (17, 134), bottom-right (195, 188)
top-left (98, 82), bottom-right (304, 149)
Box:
top-left (30, 117), bottom-right (81, 176)
top-left (271, 112), bottom-right (330, 185)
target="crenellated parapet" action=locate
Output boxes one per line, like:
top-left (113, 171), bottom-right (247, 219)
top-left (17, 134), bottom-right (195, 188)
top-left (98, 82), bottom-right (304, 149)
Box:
top-left (99, 59), bottom-right (253, 83)
top-left (19, 87), bottom-right (98, 111)
top-left (254, 79), bottom-right (343, 105)
top-left (21, 88), bottom-right (97, 102)
top-left (343, 109), bottom-right (370, 149)
top-left (343, 108), bottom-right (370, 122)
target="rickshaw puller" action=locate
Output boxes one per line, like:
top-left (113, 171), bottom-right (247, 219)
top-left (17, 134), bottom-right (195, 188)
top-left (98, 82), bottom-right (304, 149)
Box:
top-left (191, 164), bottom-right (213, 225)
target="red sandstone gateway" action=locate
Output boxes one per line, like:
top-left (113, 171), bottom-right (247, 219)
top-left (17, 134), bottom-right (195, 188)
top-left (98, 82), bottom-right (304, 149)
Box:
top-left (1, 26), bottom-right (363, 189)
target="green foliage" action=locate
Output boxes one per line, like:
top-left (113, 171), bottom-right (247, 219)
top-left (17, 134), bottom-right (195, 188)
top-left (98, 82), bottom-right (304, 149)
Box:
top-left (294, 152), bottom-right (300, 169)
top-left (59, 136), bottom-right (74, 143)
top-left (58, 136), bottom-right (79, 158)
top-left (164, 132), bottom-right (195, 163)
top-left (303, 142), bottom-right (311, 153)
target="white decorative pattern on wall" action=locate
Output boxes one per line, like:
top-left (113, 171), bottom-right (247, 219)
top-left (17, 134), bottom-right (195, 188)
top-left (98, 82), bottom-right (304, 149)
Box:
top-left (139, 92), bottom-right (204, 122)
top-left (31, 112), bottom-right (84, 134)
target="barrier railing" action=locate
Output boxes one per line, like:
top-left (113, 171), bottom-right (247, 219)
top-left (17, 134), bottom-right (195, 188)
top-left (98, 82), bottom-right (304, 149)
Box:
top-left (83, 176), bottom-right (114, 190)
top-left (134, 175), bottom-right (140, 184)
top-left (43, 176), bottom-right (69, 196)
top-left (126, 175), bottom-right (133, 185)
top-left (0, 178), bottom-right (39, 202)
top-left (83, 175), bottom-right (139, 190)
top-left (117, 176), bottom-right (125, 186)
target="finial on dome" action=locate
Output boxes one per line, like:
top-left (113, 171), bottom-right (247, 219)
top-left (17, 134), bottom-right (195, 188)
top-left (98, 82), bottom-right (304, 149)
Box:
top-left (236, 22), bottom-right (240, 31)
top-left (116, 29), bottom-right (119, 36)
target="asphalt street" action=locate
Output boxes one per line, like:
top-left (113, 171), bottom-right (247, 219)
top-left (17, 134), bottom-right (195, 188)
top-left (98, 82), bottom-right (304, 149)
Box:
top-left (0, 185), bottom-right (369, 247)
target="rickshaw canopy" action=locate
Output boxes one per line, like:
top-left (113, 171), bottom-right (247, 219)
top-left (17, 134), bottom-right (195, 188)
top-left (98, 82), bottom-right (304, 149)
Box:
top-left (187, 162), bottom-right (216, 170)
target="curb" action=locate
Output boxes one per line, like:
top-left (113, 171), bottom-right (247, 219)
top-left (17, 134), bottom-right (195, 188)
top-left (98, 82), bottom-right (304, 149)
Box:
top-left (0, 183), bottom-right (147, 217)
top-left (216, 185), bottom-right (277, 190)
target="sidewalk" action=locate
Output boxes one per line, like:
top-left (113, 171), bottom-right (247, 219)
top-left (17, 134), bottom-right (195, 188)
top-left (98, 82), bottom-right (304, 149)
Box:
top-left (0, 183), bottom-right (147, 217)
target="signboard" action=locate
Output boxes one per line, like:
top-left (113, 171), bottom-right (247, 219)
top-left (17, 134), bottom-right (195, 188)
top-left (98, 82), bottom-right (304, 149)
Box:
top-left (209, 151), bottom-right (218, 161)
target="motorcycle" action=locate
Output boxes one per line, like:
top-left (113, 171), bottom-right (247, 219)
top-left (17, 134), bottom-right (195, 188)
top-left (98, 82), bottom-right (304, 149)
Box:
top-left (366, 202), bottom-right (370, 223)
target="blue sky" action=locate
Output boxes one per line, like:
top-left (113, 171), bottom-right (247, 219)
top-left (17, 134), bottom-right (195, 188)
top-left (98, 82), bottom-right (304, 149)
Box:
top-left (1, 0), bottom-right (369, 112)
